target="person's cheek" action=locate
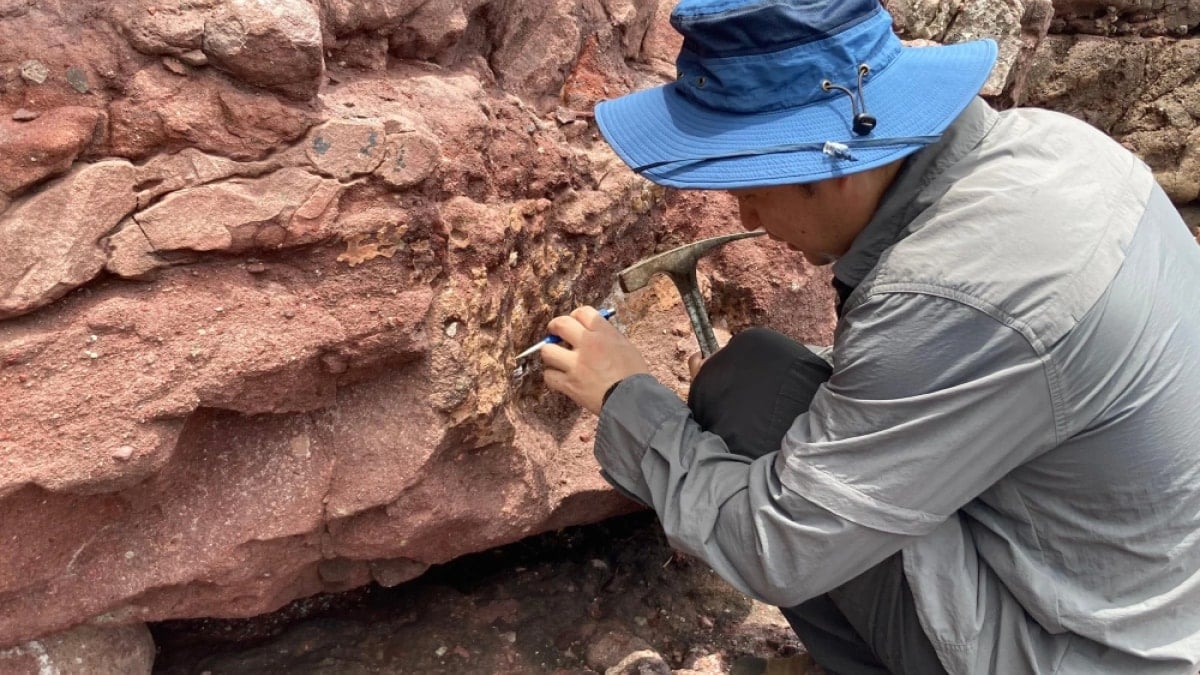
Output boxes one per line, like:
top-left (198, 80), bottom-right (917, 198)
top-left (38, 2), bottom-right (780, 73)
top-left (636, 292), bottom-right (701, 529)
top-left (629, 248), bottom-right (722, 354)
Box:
top-left (737, 199), bottom-right (761, 232)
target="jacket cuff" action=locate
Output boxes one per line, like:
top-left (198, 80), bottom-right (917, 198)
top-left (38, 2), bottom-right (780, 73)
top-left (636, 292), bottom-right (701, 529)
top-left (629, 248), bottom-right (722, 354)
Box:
top-left (594, 373), bottom-right (686, 505)
top-left (601, 378), bottom-right (623, 408)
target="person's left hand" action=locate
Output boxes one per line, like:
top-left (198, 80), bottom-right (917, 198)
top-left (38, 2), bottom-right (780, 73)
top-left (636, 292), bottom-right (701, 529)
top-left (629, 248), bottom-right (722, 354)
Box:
top-left (687, 351), bottom-right (707, 380)
top-left (541, 306), bottom-right (650, 415)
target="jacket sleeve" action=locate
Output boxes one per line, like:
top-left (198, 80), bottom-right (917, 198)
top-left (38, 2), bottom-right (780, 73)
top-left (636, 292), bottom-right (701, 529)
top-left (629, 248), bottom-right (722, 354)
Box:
top-left (593, 291), bottom-right (1058, 607)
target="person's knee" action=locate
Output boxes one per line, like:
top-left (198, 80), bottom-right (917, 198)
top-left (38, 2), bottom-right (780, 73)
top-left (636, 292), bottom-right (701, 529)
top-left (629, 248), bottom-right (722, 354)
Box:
top-left (690, 327), bottom-right (789, 411)
top-left (724, 326), bottom-right (791, 353)
top-left (699, 327), bottom-right (795, 387)
top-left (695, 328), bottom-right (820, 396)
top-left (688, 327), bottom-right (831, 455)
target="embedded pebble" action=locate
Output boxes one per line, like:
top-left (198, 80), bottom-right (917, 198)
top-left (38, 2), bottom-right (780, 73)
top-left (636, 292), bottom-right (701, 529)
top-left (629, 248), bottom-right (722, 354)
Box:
top-left (162, 56), bottom-right (188, 76)
top-left (179, 49), bottom-right (208, 66)
top-left (65, 66), bottom-right (89, 93)
top-left (20, 59), bottom-right (48, 83)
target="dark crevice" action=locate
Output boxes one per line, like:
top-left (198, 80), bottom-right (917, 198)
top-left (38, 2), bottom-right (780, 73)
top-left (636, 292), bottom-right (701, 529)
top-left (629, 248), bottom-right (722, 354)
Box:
top-left (148, 511), bottom-right (665, 672)
top-left (128, 212), bottom-right (158, 252)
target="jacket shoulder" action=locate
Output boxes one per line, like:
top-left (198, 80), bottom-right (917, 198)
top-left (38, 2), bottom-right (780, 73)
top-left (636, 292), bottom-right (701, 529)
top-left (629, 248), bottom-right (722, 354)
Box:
top-left (859, 108), bottom-right (1156, 349)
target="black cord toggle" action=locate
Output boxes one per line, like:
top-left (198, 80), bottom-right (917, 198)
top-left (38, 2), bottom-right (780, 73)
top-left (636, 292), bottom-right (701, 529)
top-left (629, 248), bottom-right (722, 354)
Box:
top-left (822, 64), bottom-right (877, 136)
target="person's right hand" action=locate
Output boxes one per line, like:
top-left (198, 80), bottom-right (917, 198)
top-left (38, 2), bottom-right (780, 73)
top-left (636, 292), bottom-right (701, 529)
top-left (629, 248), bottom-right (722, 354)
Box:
top-left (541, 306), bottom-right (650, 415)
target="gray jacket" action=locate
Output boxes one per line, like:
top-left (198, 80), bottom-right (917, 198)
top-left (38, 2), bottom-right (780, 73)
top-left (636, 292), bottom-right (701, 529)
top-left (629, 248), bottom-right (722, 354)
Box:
top-left (595, 98), bottom-right (1200, 674)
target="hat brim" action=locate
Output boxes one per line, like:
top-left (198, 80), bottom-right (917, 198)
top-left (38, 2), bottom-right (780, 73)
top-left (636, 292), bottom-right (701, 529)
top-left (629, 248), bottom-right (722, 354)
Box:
top-left (595, 39), bottom-right (999, 189)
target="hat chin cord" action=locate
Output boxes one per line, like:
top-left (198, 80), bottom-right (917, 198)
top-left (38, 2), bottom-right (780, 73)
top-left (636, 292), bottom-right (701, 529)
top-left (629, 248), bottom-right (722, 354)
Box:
top-left (821, 63), bottom-right (877, 137)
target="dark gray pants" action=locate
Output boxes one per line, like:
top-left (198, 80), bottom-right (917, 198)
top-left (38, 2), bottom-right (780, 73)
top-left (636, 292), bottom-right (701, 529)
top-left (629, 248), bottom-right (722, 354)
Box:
top-left (687, 328), bottom-right (947, 675)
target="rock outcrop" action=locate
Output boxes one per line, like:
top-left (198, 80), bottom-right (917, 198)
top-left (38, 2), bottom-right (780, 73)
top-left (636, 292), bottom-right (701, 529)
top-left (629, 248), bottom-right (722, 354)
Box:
top-left (0, 0), bottom-right (825, 654)
top-left (1022, 31), bottom-right (1200, 204)
top-left (0, 0), bottom-right (1196, 664)
top-left (889, 0), bottom-right (1057, 99)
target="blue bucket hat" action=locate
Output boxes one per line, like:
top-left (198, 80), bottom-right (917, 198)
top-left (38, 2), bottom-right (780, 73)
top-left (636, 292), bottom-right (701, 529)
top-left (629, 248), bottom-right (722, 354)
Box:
top-left (594, 0), bottom-right (998, 189)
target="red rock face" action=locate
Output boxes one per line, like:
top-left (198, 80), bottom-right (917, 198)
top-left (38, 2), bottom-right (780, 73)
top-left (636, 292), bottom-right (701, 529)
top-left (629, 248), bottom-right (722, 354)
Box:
top-left (0, 0), bottom-right (826, 649)
top-left (0, 0), bottom-right (1195, 654)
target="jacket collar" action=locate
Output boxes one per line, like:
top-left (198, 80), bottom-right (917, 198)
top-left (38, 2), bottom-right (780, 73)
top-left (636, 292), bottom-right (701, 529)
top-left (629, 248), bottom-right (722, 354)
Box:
top-left (833, 97), bottom-right (1000, 291)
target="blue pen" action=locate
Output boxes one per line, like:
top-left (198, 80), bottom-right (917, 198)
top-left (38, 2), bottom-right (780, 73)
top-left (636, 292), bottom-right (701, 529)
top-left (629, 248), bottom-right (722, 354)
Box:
top-left (515, 308), bottom-right (617, 360)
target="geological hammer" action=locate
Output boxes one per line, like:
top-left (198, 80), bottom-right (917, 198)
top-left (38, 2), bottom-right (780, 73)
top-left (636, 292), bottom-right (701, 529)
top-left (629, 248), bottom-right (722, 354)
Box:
top-left (618, 231), bottom-right (766, 357)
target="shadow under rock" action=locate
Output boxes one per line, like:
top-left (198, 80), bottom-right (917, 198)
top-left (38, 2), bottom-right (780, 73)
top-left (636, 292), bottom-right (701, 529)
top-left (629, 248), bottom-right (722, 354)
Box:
top-left (151, 511), bottom-right (799, 674)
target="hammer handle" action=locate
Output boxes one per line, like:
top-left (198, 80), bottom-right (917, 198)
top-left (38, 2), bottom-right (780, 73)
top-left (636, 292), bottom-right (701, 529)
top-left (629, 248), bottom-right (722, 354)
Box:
top-left (672, 268), bottom-right (720, 358)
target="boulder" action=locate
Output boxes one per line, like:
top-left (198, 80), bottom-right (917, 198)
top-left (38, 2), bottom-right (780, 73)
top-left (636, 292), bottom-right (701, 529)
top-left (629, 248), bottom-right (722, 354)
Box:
top-left (105, 66), bottom-right (316, 161)
top-left (106, 168), bottom-right (343, 277)
top-left (112, 0), bottom-right (325, 100)
top-left (0, 106), bottom-right (103, 196)
top-left (202, 0), bottom-right (325, 100)
top-left (0, 161), bottom-right (138, 319)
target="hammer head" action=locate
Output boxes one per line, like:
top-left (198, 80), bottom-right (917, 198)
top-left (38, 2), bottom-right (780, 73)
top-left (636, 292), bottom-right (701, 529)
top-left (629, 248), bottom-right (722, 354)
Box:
top-left (618, 230), bottom-right (767, 292)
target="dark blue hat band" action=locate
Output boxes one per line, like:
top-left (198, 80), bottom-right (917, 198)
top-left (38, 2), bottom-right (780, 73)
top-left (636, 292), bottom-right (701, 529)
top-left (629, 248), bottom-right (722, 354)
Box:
top-left (672, 0), bottom-right (882, 56)
top-left (674, 5), bottom-right (900, 114)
